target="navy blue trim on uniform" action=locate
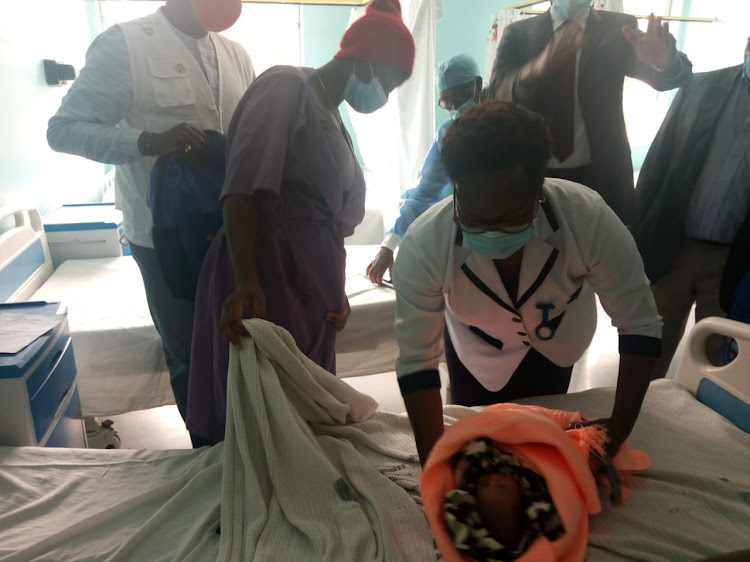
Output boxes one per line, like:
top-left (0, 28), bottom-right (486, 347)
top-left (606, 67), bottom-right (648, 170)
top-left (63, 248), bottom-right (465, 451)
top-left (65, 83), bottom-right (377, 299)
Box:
top-left (619, 335), bottom-right (662, 358)
top-left (540, 310), bottom-right (566, 340)
top-left (516, 249), bottom-right (560, 309)
top-left (469, 326), bottom-right (504, 351)
top-left (541, 199), bottom-right (559, 232)
top-left (461, 264), bottom-right (517, 314)
top-left (567, 285), bottom-right (583, 304)
top-left (455, 229), bottom-right (463, 246)
top-left (398, 369), bottom-right (441, 396)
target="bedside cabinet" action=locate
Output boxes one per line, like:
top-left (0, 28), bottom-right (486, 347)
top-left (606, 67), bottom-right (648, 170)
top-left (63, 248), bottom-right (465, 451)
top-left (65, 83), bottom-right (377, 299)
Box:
top-left (0, 302), bottom-right (86, 448)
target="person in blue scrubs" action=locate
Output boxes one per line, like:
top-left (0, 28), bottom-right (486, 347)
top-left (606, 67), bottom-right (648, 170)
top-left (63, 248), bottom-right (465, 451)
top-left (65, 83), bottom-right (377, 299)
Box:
top-left (366, 54), bottom-right (482, 285)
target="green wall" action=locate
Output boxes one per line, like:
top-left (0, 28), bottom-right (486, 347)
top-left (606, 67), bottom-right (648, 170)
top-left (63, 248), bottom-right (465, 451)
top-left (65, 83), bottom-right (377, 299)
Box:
top-left (0, 0), bottom-right (107, 219)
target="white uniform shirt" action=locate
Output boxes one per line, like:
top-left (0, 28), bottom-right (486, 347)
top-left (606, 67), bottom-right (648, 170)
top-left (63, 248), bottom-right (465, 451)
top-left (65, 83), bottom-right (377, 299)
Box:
top-left (393, 179), bottom-right (662, 395)
top-left (548, 6), bottom-right (592, 169)
top-left (47, 9), bottom-right (255, 249)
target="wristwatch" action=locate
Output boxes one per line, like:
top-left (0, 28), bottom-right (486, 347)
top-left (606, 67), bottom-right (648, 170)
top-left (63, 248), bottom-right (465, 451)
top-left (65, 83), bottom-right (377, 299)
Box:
top-left (137, 131), bottom-right (155, 156)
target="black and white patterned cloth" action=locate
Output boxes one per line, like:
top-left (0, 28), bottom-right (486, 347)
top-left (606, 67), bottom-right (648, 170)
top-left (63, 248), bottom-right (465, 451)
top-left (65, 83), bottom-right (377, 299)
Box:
top-left (443, 438), bottom-right (566, 561)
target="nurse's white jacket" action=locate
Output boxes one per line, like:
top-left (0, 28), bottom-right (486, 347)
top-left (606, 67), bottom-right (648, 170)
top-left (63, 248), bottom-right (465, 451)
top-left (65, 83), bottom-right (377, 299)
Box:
top-left (393, 179), bottom-right (663, 395)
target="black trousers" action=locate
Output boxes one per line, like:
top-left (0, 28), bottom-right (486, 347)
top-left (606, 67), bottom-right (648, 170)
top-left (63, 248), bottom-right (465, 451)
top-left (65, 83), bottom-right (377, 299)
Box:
top-left (444, 331), bottom-right (572, 407)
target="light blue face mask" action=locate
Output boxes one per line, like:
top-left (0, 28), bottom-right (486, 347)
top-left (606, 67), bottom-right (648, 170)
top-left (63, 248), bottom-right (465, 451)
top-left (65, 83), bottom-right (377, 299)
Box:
top-left (463, 227), bottom-right (534, 260)
top-left (552, 0), bottom-right (591, 20)
top-left (344, 63), bottom-right (388, 114)
top-left (449, 87), bottom-right (478, 120)
top-left (743, 52), bottom-right (750, 84)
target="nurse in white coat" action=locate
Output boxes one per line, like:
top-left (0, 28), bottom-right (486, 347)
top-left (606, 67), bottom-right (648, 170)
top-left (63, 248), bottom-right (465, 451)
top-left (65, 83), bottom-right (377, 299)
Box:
top-left (393, 101), bottom-right (663, 466)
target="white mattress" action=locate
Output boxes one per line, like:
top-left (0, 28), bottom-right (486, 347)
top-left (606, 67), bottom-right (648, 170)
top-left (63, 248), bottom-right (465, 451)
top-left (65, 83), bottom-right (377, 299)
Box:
top-left (0, 381), bottom-right (748, 562)
top-left (30, 247), bottom-right (396, 416)
top-left (32, 258), bottom-right (173, 417)
top-left (337, 245), bottom-right (398, 378)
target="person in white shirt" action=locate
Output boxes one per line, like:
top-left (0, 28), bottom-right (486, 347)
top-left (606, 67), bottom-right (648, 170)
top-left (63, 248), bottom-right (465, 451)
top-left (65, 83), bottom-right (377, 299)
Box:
top-left (47, 0), bottom-right (254, 441)
top-left (393, 101), bottom-right (662, 466)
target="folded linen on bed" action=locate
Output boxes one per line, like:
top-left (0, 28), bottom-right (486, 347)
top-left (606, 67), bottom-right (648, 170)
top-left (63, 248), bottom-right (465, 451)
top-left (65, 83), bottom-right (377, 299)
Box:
top-left (218, 319), bottom-right (439, 561)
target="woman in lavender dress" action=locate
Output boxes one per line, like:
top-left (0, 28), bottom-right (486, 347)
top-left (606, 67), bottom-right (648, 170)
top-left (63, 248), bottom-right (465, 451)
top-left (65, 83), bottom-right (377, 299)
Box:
top-left (187, 0), bottom-right (415, 445)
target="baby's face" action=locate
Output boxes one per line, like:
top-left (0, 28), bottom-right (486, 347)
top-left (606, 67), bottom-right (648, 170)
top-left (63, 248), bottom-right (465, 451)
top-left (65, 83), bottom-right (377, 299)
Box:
top-left (475, 473), bottom-right (524, 550)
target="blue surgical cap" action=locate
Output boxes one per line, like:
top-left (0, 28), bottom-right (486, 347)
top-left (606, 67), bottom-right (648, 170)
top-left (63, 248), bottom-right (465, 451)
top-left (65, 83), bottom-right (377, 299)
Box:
top-left (436, 54), bottom-right (481, 93)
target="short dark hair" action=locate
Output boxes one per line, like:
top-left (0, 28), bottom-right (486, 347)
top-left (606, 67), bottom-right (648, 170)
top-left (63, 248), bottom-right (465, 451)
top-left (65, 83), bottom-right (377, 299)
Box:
top-left (440, 100), bottom-right (551, 182)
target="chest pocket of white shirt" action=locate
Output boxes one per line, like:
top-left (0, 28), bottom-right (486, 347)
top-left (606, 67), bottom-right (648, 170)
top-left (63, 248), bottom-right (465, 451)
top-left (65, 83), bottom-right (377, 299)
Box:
top-left (146, 57), bottom-right (197, 108)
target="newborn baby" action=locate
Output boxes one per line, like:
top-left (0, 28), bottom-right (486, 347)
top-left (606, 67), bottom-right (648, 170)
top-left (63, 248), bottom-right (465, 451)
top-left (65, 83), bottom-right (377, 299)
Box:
top-left (420, 404), bottom-right (651, 562)
top-left (444, 438), bottom-right (565, 561)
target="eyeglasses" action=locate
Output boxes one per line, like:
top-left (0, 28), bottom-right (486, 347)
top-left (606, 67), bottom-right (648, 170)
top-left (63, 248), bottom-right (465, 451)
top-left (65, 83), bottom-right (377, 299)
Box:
top-left (453, 192), bottom-right (542, 234)
top-left (438, 84), bottom-right (476, 111)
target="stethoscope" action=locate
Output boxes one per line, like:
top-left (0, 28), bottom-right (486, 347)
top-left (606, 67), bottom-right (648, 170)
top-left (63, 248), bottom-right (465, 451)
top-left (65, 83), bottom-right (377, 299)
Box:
top-left (536, 303), bottom-right (556, 341)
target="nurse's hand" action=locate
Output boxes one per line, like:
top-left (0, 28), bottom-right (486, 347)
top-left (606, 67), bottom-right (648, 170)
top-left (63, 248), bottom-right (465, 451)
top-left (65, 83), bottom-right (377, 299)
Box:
top-left (569, 417), bottom-right (627, 459)
top-left (151, 123), bottom-right (209, 156)
top-left (326, 300), bottom-right (351, 332)
top-left (366, 247), bottom-right (394, 285)
top-left (220, 282), bottom-right (266, 351)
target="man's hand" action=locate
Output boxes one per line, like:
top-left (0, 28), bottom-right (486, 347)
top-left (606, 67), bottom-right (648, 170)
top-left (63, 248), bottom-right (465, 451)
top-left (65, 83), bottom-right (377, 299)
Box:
top-left (521, 19), bottom-right (582, 83)
top-left (150, 123), bottom-right (209, 156)
top-left (220, 281), bottom-right (266, 350)
top-left (326, 300), bottom-right (351, 332)
top-left (622, 14), bottom-right (677, 71)
top-left (366, 247), bottom-right (394, 285)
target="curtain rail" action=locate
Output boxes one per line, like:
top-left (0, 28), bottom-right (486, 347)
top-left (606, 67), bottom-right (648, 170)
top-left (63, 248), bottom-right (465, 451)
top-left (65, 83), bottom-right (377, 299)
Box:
top-left (507, 0), bottom-right (714, 22)
top-left (518, 9), bottom-right (713, 22)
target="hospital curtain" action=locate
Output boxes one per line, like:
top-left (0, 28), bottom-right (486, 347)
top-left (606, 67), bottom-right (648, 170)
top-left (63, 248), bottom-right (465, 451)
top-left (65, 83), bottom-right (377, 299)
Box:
top-left (484, 9), bottom-right (523, 83)
top-left (346, 0), bottom-right (441, 231)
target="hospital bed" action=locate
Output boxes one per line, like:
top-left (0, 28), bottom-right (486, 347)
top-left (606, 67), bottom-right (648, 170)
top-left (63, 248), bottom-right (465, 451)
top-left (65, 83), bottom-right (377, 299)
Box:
top-left (0, 314), bottom-right (748, 561)
top-left (0, 206), bottom-right (396, 417)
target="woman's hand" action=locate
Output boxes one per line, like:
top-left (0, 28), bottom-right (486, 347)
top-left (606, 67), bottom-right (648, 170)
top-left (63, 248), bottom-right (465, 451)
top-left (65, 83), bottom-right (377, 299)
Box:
top-left (366, 247), bottom-right (394, 285)
top-left (326, 299), bottom-right (351, 332)
top-left (569, 417), bottom-right (627, 459)
top-left (220, 281), bottom-right (266, 350)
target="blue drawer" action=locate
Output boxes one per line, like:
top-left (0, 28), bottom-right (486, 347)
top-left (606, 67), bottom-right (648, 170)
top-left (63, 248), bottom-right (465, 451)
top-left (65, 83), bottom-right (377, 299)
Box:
top-left (25, 326), bottom-right (70, 401)
top-left (29, 338), bottom-right (78, 443)
top-left (45, 383), bottom-right (85, 448)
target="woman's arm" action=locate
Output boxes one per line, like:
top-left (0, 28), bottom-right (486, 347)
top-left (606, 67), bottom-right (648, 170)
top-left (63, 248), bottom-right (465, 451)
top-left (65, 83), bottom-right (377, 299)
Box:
top-left (220, 194), bottom-right (266, 350)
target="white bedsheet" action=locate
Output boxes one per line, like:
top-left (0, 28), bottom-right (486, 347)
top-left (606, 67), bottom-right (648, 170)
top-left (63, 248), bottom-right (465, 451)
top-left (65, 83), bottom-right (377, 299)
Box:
top-left (32, 258), bottom-right (172, 417)
top-left (1, 381), bottom-right (748, 562)
top-left (338, 245), bottom-right (398, 379)
top-left (28, 247), bottom-right (396, 416)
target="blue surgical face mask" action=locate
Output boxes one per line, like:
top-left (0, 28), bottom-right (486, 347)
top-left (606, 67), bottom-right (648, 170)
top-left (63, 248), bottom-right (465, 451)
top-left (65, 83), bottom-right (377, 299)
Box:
top-left (344, 63), bottom-right (388, 114)
top-left (552, 0), bottom-right (591, 20)
top-left (449, 85), bottom-right (478, 120)
top-left (463, 228), bottom-right (534, 260)
top-left (743, 52), bottom-right (750, 85)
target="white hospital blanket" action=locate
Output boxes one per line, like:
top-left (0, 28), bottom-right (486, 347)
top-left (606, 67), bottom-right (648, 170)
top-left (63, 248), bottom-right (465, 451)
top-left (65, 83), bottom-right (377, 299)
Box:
top-left (220, 319), bottom-right (436, 560)
top-left (0, 380), bottom-right (748, 561)
top-left (29, 247), bottom-right (396, 416)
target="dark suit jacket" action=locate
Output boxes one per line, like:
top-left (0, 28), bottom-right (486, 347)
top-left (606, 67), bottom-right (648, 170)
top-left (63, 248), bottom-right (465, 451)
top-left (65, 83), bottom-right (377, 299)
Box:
top-left (634, 66), bottom-right (741, 284)
top-left (489, 9), bottom-right (692, 224)
top-left (721, 215), bottom-right (750, 314)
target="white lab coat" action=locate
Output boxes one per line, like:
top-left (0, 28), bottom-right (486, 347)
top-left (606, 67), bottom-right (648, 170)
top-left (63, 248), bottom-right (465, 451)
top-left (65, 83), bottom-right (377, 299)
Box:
top-left (393, 178), bottom-right (662, 393)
